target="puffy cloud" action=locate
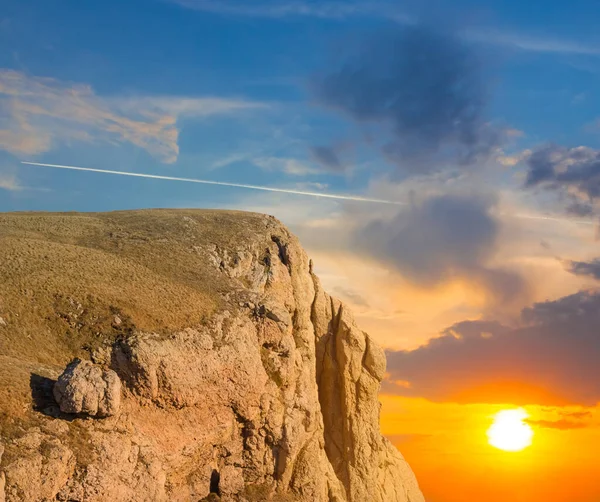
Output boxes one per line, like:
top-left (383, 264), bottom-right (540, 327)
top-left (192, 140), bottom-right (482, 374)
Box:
top-left (353, 192), bottom-right (526, 302)
top-left (311, 25), bottom-right (503, 174)
top-left (384, 290), bottom-right (600, 406)
top-left (0, 69), bottom-right (263, 162)
top-left (524, 145), bottom-right (600, 213)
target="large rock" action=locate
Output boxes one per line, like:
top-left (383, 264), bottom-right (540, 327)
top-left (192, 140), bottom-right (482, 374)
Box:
top-left (53, 359), bottom-right (121, 417)
top-left (1, 430), bottom-right (75, 502)
top-left (0, 210), bottom-right (423, 502)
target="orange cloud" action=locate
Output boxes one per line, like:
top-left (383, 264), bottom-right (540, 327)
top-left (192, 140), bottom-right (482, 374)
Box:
top-left (0, 69), bottom-right (264, 162)
top-left (384, 290), bottom-right (600, 406)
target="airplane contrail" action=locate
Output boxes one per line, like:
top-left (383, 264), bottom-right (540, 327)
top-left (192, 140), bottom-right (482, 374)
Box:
top-left (19, 161), bottom-right (596, 226)
top-left (20, 161), bottom-right (404, 205)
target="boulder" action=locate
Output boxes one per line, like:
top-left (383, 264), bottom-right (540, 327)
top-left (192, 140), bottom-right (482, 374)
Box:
top-left (53, 359), bottom-right (121, 417)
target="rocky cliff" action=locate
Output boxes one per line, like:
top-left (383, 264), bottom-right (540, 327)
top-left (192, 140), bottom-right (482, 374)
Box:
top-left (0, 210), bottom-right (424, 502)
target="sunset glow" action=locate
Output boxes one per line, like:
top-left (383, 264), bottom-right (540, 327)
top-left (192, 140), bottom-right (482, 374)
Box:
top-left (487, 409), bottom-right (534, 452)
top-left (5, 0), bottom-right (600, 500)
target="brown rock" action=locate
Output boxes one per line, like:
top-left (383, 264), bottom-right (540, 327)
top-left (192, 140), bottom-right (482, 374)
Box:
top-left (0, 210), bottom-right (423, 502)
top-left (53, 359), bottom-right (121, 417)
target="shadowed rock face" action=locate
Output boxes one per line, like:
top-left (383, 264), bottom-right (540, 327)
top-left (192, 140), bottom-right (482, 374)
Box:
top-left (0, 209), bottom-right (424, 502)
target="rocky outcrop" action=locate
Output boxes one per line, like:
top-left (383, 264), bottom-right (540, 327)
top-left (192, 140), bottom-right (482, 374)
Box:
top-left (53, 359), bottom-right (122, 417)
top-left (0, 210), bottom-right (423, 502)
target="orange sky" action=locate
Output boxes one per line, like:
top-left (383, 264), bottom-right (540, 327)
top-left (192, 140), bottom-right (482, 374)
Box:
top-left (380, 396), bottom-right (600, 502)
top-left (239, 194), bottom-right (600, 502)
top-left (297, 215), bottom-right (600, 502)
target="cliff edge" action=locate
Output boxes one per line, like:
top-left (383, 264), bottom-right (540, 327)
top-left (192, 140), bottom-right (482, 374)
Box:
top-left (0, 209), bottom-right (424, 502)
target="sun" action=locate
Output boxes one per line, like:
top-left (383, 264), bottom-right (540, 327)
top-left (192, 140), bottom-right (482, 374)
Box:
top-left (487, 409), bottom-right (534, 452)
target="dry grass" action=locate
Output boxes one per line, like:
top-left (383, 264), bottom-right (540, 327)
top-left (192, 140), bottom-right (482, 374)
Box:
top-left (0, 208), bottom-right (279, 442)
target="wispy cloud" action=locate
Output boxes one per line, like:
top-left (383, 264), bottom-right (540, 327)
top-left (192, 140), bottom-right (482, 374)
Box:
top-left (169, 0), bottom-right (600, 56)
top-left (525, 418), bottom-right (590, 430)
top-left (464, 28), bottom-right (600, 55)
top-left (566, 258), bottom-right (600, 280)
top-left (0, 172), bottom-right (20, 191)
top-left (0, 69), bottom-right (264, 163)
top-left (168, 0), bottom-right (408, 20)
top-left (252, 156), bottom-right (323, 176)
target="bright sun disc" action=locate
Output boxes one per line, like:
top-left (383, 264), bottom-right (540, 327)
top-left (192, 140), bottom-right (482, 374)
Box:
top-left (487, 409), bottom-right (533, 452)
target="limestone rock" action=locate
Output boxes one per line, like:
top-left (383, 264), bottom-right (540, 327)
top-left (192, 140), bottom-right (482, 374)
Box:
top-left (53, 359), bottom-right (121, 417)
top-left (2, 430), bottom-right (75, 502)
top-left (0, 210), bottom-right (423, 502)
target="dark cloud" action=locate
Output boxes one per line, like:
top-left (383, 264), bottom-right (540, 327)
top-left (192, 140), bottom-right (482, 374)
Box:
top-left (309, 145), bottom-right (345, 172)
top-left (312, 25), bottom-right (501, 173)
top-left (354, 192), bottom-right (526, 302)
top-left (566, 200), bottom-right (595, 217)
top-left (525, 145), bottom-right (600, 212)
top-left (565, 258), bottom-right (600, 280)
top-left (384, 290), bottom-right (600, 406)
top-left (525, 419), bottom-right (589, 430)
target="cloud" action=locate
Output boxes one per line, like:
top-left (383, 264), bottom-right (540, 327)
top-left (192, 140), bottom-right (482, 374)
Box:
top-left (566, 200), bottom-right (595, 217)
top-left (354, 192), bottom-right (526, 302)
top-left (332, 285), bottom-right (370, 307)
top-left (309, 145), bottom-right (345, 172)
top-left (566, 259), bottom-right (600, 280)
top-left (252, 156), bottom-right (322, 176)
top-left (311, 25), bottom-right (503, 174)
top-left (463, 28), bottom-right (600, 56)
top-left (0, 172), bottom-right (20, 191)
top-left (169, 1), bottom-right (600, 56)
top-left (167, 0), bottom-right (407, 20)
top-left (524, 145), bottom-right (600, 213)
top-left (496, 148), bottom-right (532, 167)
top-left (0, 69), bottom-right (263, 162)
top-left (525, 418), bottom-right (589, 430)
top-left (561, 410), bottom-right (593, 419)
top-left (384, 290), bottom-right (600, 406)
top-left (112, 95), bottom-right (264, 119)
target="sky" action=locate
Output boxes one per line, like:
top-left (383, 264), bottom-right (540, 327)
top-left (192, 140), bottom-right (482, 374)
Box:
top-left (2, 1), bottom-right (600, 500)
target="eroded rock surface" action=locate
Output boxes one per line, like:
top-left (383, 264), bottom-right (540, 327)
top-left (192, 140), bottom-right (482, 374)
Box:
top-left (0, 210), bottom-right (424, 502)
top-left (53, 359), bottom-right (121, 417)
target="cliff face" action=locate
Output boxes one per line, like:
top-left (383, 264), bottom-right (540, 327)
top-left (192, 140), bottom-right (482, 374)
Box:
top-left (0, 210), bottom-right (424, 502)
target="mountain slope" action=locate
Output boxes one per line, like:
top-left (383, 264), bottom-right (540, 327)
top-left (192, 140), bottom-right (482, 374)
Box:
top-left (0, 209), bottom-right (424, 502)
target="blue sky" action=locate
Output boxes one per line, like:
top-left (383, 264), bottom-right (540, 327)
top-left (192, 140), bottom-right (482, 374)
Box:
top-left (2, 0), bottom-right (600, 213)
top-left (3, 0), bottom-right (600, 355)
